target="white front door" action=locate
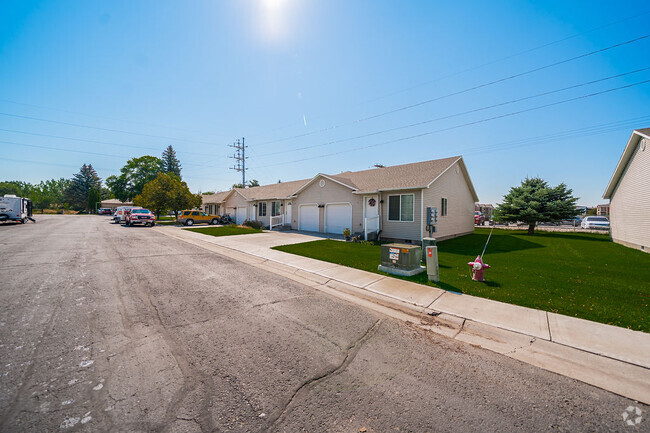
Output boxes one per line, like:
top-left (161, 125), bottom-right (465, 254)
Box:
top-left (325, 203), bottom-right (352, 234)
top-left (363, 195), bottom-right (379, 232)
top-left (236, 207), bottom-right (247, 224)
top-left (284, 201), bottom-right (292, 225)
top-left (299, 204), bottom-right (319, 232)
top-left (364, 195), bottom-right (379, 220)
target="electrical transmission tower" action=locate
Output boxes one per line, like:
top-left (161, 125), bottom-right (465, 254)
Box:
top-left (229, 137), bottom-right (248, 187)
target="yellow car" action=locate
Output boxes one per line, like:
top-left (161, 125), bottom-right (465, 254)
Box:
top-left (179, 210), bottom-right (220, 226)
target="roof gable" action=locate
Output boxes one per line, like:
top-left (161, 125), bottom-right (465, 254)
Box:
top-left (328, 156), bottom-right (462, 193)
top-left (238, 179), bottom-right (310, 201)
top-left (603, 128), bottom-right (649, 199)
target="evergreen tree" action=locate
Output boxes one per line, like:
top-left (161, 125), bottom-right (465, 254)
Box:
top-left (161, 145), bottom-right (182, 178)
top-left (87, 187), bottom-right (102, 213)
top-left (65, 164), bottom-right (102, 210)
top-left (494, 177), bottom-right (578, 235)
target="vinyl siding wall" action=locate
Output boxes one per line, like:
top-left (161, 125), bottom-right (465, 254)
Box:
top-left (379, 189), bottom-right (422, 242)
top-left (610, 137), bottom-right (650, 252)
top-left (421, 161), bottom-right (475, 241)
top-left (291, 178), bottom-right (363, 233)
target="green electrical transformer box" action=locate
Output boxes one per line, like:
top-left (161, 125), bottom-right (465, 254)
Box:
top-left (378, 243), bottom-right (425, 276)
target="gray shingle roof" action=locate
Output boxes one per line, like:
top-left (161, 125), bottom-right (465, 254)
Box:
top-left (327, 156), bottom-right (461, 193)
top-left (635, 127), bottom-right (650, 137)
top-left (235, 178), bottom-right (310, 201)
top-left (202, 190), bottom-right (232, 204)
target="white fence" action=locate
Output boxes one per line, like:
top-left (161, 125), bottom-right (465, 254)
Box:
top-left (364, 216), bottom-right (380, 240)
top-left (270, 215), bottom-right (285, 230)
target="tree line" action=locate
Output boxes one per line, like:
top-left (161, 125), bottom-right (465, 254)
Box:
top-left (0, 145), bottom-right (200, 216)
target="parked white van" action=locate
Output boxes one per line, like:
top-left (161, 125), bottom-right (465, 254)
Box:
top-left (113, 206), bottom-right (140, 224)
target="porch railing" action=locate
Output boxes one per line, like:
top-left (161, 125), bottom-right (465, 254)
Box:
top-left (364, 216), bottom-right (380, 240)
top-left (270, 215), bottom-right (284, 230)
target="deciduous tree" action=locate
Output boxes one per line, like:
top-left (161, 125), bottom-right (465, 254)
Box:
top-left (494, 177), bottom-right (578, 235)
top-left (106, 155), bottom-right (163, 202)
top-left (134, 172), bottom-right (201, 219)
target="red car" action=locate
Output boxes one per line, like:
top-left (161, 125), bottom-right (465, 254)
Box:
top-left (125, 208), bottom-right (156, 227)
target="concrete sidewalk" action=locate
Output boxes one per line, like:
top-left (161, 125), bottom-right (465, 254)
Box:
top-left (156, 226), bottom-right (650, 404)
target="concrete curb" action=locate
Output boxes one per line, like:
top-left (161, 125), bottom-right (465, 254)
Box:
top-left (155, 227), bottom-right (650, 404)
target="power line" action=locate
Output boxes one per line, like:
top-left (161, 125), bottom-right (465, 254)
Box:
top-left (254, 67), bottom-right (650, 157)
top-left (250, 79), bottom-right (650, 168)
top-left (0, 111), bottom-right (223, 146)
top-left (0, 98), bottom-right (229, 139)
top-left (229, 138), bottom-right (248, 187)
top-left (254, 33), bottom-right (650, 147)
top-left (0, 127), bottom-right (217, 157)
top-left (462, 116), bottom-right (650, 155)
top-left (245, 10), bottom-right (650, 141)
top-left (0, 156), bottom-right (229, 182)
top-left (0, 139), bottom-right (208, 167)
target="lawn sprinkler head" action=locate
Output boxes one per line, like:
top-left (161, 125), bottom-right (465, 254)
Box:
top-left (467, 255), bottom-right (490, 282)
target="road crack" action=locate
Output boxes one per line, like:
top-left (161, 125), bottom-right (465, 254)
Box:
top-left (263, 319), bottom-right (382, 432)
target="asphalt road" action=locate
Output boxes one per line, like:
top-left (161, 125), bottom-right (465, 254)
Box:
top-left (0, 215), bottom-right (646, 432)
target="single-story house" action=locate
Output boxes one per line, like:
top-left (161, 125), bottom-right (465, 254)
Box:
top-left (603, 128), bottom-right (650, 253)
top-left (201, 190), bottom-right (233, 216)
top-left (236, 179), bottom-right (309, 228)
top-left (289, 156), bottom-right (478, 243)
top-left (100, 199), bottom-right (133, 211)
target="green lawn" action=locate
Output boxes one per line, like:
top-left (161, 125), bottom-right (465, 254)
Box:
top-left (185, 226), bottom-right (263, 236)
top-left (273, 229), bottom-right (650, 332)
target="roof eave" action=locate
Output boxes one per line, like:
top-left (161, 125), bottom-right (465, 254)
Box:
top-left (603, 131), bottom-right (645, 199)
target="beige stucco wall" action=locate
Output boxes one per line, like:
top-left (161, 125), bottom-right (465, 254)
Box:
top-left (610, 137), bottom-right (650, 252)
top-left (251, 199), bottom-right (289, 227)
top-left (223, 191), bottom-right (248, 219)
top-left (378, 189), bottom-right (422, 242)
top-left (421, 161), bottom-right (475, 241)
top-left (290, 178), bottom-right (364, 233)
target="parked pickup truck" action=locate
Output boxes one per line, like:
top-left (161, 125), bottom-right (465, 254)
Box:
top-left (125, 208), bottom-right (156, 227)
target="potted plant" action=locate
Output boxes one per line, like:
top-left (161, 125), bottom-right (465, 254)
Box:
top-left (343, 227), bottom-right (351, 241)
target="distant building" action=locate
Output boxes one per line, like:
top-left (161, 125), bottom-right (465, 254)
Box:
top-left (100, 199), bottom-right (133, 211)
top-left (596, 204), bottom-right (610, 217)
top-left (603, 128), bottom-right (650, 253)
top-left (475, 203), bottom-right (494, 219)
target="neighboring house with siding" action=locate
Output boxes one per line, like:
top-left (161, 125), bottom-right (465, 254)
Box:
top-left (201, 190), bottom-right (233, 215)
top-left (603, 128), bottom-right (650, 253)
top-left (289, 156), bottom-right (478, 243)
top-left (238, 179), bottom-right (309, 229)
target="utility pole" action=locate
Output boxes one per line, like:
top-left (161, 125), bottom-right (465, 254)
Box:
top-left (229, 137), bottom-right (247, 187)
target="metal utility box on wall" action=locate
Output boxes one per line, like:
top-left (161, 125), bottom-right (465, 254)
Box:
top-left (378, 243), bottom-right (425, 276)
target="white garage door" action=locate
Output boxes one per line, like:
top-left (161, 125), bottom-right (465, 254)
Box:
top-left (236, 207), bottom-right (247, 225)
top-left (325, 203), bottom-right (352, 234)
top-left (299, 204), bottom-right (319, 232)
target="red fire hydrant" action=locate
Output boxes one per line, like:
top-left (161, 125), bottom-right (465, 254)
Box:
top-left (467, 255), bottom-right (490, 282)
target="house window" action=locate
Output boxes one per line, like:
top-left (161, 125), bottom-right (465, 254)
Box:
top-left (258, 202), bottom-right (267, 217)
top-left (388, 194), bottom-right (414, 222)
top-left (271, 201), bottom-right (281, 217)
top-left (441, 198), bottom-right (448, 216)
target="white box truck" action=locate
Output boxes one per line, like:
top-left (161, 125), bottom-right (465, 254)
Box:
top-left (0, 195), bottom-right (34, 223)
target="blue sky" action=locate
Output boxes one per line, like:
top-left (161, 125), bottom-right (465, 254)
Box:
top-left (1, 0), bottom-right (649, 205)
